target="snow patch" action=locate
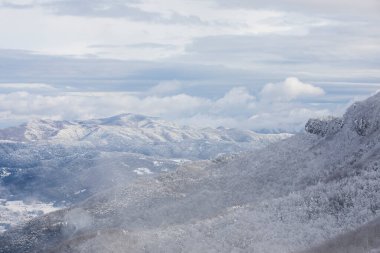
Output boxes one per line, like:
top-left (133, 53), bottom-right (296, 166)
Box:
top-left (133, 168), bottom-right (153, 175)
top-left (74, 189), bottom-right (87, 195)
top-left (0, 199), bottom-right (60, 233)
top-left (0, 168), bottom-right (11, 178)
top-left (153, 161), bottom-right (163, 166)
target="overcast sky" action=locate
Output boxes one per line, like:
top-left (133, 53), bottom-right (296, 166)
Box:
top-left (0, 0), bottom-right (379, 132)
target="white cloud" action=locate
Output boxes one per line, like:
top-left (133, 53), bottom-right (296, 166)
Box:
top-left (0, 77), bottom-right (335, 132)
top-left (0, 91), bottom-right (210, 123)
top-left (260, 77), bottom-right (325, 102)
top-left (148, 80), bottom-right (183, 96)
top-left (0, 83), bottom-right (55, 90)
top-left (212, 87), bottom-right (256, 116)
top-left (214, 0), bottom-right (380, 16)
top-left (0, 0), bottom-right (329, 60)
top-left (248, 107), bottom-right (331, 132)
top-left (0, 0), bottom-right (378, 88)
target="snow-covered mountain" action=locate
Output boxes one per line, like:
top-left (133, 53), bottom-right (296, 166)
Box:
top-left (1, 93), bottom-right (379, 252)
top-left (1, 113), bottom-right (288, 146)
top-left (0, 114), bottom-right (288, 234)
top-left (0, 114), bottom-right (289, 159)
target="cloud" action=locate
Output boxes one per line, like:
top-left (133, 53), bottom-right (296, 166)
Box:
top-left (214, 0), bottom-right (380, 16)
top-left (0, 0), bottom-right (208, 25)
top-left (260, 77), bottom-right (325, 101)
top-left (0, 83), bottom-right (55, 90)
top-left (0, 91), bottom-right (210, 124)
top-left (0, 77), bottom-right (337, 132)
top-left (0, 1), bottom-right (377, 133)
top-left (184, 28), bottom-right (380, 78)
top-left (212, 87), bottom-right (256, 116)
top-left (148, 80), bottom-right (183, 96)
top-left (248, 106), bottom-right (331, 132)
top-left (0, 0), bottom-right (378, 84)
top-left (0, 0), bottom-right (328, 60)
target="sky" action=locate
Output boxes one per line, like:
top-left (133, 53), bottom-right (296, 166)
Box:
top-left (0, 0), bottom-right (379, 132)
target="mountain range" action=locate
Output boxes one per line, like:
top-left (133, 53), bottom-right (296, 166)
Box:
top-left (1, 93), bottom-right (380, 252)
top-left (0, 113), bottom-right (288, 156)
top-left (0, 114), bottom-right (288, 235)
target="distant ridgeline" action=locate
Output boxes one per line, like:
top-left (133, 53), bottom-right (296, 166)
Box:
top-left (0, 113), bottom-right (289, 159)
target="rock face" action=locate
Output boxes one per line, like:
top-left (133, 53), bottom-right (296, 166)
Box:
top-left (1, 93), bottom-right (380, 253)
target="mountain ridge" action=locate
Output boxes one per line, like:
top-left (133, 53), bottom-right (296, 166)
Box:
top-left (0, 113), bottom-right (290, 145)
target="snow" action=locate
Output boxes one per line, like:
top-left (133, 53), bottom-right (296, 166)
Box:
top-left (133, 168), bottom-right (154, 175)
top-left (74, 189), bottom-right (87, 195)
top-left (0, 199), bottom-right (59, 234)
top-left (153, 161), bottom-right (163, 166)
top-left (6, 93), bottom-right (380, 253)
top-left (171, 158), bottom-right (191, 163)
top-left (0, 113), bottom-right (290, 159)
top-left (0, 168), bottom-right (11, 178)
top-left (305, 117), bottom-right (343, 137)
top-left (0, 114), bottom-right (288, 235)
top-left (0, 92), bottom-right (372, 252)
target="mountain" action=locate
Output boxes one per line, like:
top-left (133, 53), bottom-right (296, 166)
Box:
top-left (0, 114), bottom-right (288, 234)
top-left (2, 93), bottom-right (380, 252)
top-left (0, 113), bottom-right (289, 159)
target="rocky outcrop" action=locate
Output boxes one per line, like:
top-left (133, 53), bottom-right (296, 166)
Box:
top-left (306, 92), bottom-right (380, 137)
top-left (305, 117), bottom-right (344, 137)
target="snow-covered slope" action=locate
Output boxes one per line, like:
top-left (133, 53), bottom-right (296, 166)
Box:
top-left (0, 114), bottom-right (288, 201)
top-left (0, 200), bottom-right (59, 234)
top-left (299, 217), bottom-right (380, 253)
top-left (0, 114), bottom-right (288, 152)
top-left (2, 93), bottom-right (380, 253)
top-left (0, 114), bottom-right (288, 234)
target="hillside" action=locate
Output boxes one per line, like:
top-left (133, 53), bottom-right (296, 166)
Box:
top-left (1, 93), bottom-right (380, 252)
top-left (299, 217), bottom-right (380, 253)
top-left (0, 114), bottom-right (287, 234)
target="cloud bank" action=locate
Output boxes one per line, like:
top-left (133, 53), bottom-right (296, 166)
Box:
top-left (0, 78), bottom-right (335, 132)
top-left (260, 77), bottom-right (325, 102)
top-left (0, 0), bottom-right (378, 132)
